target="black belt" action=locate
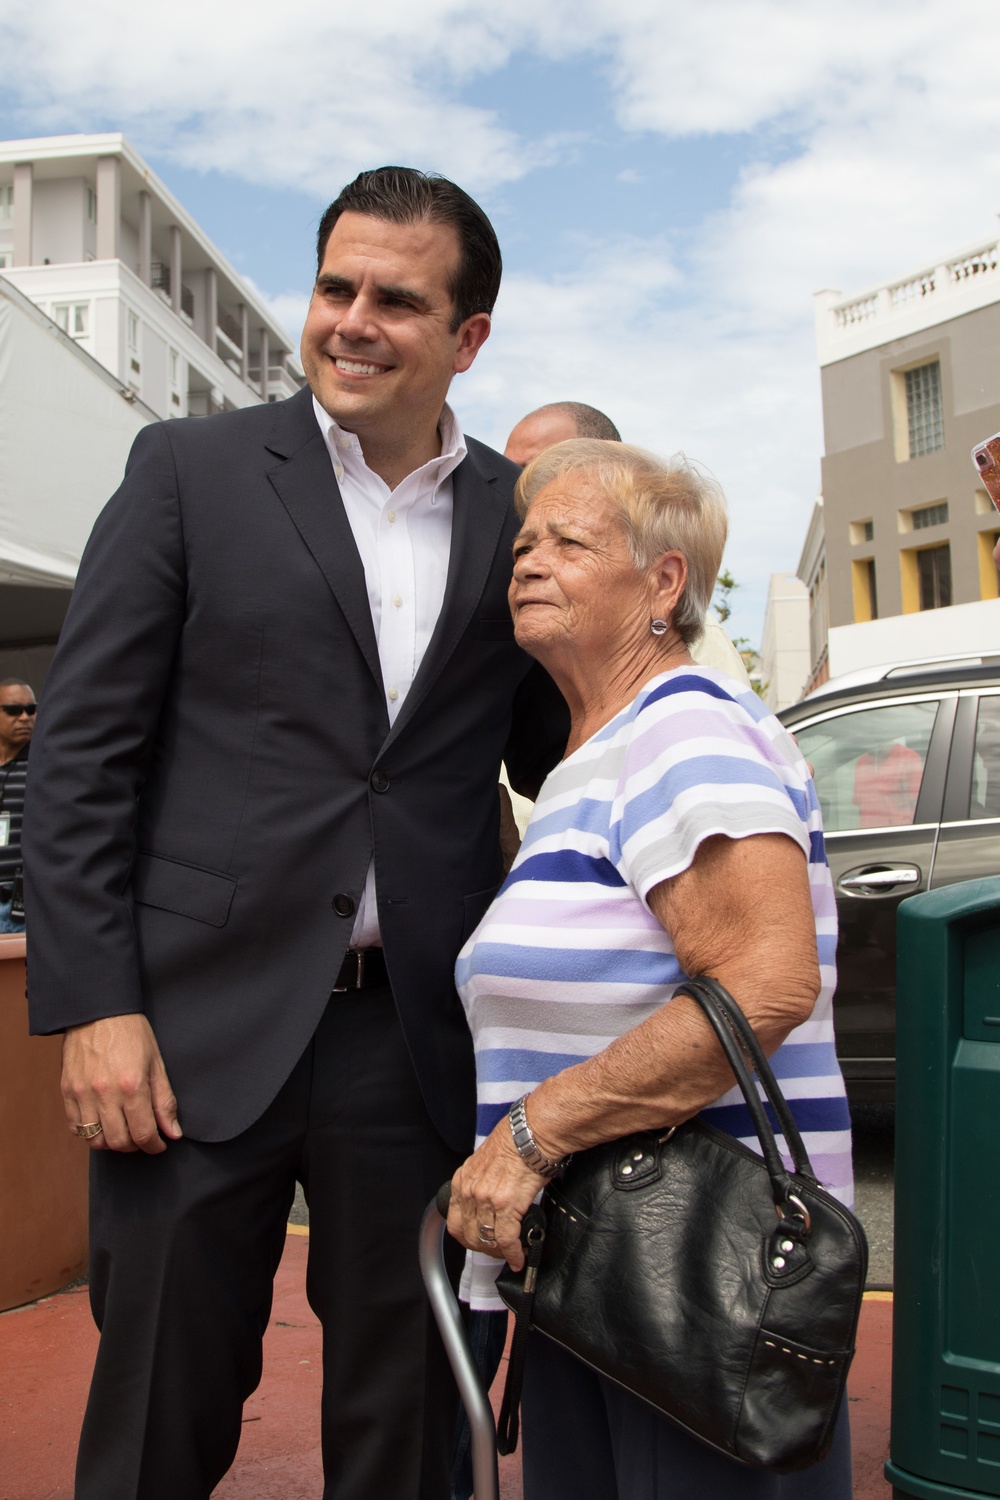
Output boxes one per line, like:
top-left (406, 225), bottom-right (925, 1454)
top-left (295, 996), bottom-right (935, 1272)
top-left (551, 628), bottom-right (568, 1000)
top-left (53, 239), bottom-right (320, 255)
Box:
top-left (332, 948), bottom-right (389, 992)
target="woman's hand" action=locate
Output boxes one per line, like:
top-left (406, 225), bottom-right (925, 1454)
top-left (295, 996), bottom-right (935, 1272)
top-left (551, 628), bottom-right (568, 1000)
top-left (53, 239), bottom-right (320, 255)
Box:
top-left (446, 1111), bottom-right (547, 1273)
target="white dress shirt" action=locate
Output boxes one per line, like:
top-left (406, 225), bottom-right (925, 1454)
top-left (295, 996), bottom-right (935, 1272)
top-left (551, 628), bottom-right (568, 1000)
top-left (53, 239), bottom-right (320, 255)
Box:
top-left (312, 395), bottom-right (468, 947)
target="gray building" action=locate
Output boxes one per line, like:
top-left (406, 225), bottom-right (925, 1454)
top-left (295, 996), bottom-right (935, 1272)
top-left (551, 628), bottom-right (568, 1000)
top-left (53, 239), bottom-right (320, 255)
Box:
top-left (806, 238), bottom-right (1000, 683)
top-left (0, 133), bottom-right (302, 421)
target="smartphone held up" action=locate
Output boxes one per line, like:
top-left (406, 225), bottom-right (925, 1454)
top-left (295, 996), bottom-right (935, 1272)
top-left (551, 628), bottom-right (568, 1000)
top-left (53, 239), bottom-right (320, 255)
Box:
top-left (972, 432), bottom-right (1000, 511)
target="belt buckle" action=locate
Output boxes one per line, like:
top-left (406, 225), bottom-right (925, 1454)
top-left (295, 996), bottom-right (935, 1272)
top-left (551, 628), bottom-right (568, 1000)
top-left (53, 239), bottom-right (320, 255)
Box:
top-left (333, 949), bottom-right (364, 992)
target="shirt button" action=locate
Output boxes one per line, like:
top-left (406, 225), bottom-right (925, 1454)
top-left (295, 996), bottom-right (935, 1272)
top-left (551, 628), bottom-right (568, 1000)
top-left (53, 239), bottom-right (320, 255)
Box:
top-left (371, 769), bottom-right (390, 792)
top-left (387, 687), bottom-right (398, 702)
top-left (392, 593), bottom-right (402, 608)
top-left (332, 893), bottom-right (355, 917)
top-left (387, 510), bottom-right (396, 523)
top-left (339, 434), bottom-right (350, 449)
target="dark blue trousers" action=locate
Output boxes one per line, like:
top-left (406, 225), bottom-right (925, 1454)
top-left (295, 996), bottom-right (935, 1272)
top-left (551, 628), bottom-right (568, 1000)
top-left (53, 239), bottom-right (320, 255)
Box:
top-left (521, 1331), bottom-right (853, 1500)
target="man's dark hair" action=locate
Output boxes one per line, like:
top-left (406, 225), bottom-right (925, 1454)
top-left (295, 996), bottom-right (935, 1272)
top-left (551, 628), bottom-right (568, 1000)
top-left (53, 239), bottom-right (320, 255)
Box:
top-left (540, 402), bottom-right (622, 442)
top-left (316, 167), bottom-right (502, 331)
top-left (0, 678), bottom-right (31, 690)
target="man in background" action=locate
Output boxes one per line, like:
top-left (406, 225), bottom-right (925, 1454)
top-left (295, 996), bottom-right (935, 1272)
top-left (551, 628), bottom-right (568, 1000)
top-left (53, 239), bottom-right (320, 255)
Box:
top-left (0, 678), bottom-right (34, 933)
top-left (503, 400), bottom-right (621, 467)
top-left (505, 403), bottom-right (751, 680)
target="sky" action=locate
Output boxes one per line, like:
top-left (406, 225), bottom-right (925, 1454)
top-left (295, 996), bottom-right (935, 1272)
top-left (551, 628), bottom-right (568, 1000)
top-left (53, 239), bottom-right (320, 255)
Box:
top-left (3, 0), bottom-right (1000, 645)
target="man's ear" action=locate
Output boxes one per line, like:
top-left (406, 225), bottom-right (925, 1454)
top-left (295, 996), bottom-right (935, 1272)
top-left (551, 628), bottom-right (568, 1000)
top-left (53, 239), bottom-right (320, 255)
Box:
top-left (453, 313), bottom-right (491, 374)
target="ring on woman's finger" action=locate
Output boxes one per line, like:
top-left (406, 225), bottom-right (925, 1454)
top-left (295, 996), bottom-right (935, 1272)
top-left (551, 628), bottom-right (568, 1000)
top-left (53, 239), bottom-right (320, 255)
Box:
top-left (477, 1218), bottom-right (497, 1245)
top-left (73, 1121), bottom-right (103, 1140)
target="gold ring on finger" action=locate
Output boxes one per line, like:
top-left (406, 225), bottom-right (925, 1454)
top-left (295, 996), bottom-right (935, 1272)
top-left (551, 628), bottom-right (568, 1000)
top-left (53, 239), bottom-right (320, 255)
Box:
top-left (73, 1121), bottom-right (103, 1140)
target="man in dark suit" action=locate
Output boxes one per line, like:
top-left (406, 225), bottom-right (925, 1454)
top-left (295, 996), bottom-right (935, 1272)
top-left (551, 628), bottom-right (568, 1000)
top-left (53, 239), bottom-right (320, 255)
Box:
top-left (23, 167), bottom-right (567, 1500)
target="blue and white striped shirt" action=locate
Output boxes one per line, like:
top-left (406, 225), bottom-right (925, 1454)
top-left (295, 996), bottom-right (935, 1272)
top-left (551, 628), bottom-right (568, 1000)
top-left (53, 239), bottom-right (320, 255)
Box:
top-left (457, 667), bottom-right (852, 1309)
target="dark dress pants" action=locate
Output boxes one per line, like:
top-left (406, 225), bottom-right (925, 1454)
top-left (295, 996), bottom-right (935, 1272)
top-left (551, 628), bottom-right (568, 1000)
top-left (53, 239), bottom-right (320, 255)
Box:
top-left (521, 1331), bottom-right (853, 1500)
top-left (75, 987), bottom-right (464, 1500)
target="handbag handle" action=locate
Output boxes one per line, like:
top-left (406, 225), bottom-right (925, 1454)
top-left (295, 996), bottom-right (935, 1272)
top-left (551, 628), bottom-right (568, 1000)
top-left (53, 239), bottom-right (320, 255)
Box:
top-left (682, 976), bottom-right (816, 1181)
top-left (674, 976), bottom-right (817, 1203)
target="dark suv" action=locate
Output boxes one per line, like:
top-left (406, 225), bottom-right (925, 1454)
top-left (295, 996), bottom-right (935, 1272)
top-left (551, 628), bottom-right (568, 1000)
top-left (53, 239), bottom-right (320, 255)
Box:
top-left (778, 657), bottom-right (1000, 1102)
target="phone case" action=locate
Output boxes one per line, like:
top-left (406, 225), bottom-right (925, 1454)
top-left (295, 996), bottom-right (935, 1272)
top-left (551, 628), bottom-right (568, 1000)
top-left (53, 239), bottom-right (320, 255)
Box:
top-left (972, 432), bottom-right (1000, 510)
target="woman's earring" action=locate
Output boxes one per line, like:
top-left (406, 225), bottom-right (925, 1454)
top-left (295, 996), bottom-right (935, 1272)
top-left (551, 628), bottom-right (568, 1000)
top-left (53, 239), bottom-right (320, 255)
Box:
top-left (650, 618), bottom-right (669, 636)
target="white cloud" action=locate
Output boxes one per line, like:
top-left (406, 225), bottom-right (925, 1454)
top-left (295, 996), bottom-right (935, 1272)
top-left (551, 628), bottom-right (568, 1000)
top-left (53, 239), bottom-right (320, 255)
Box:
top-left (4, 0), bottom-right (1000, 643)
top-left (0, 0), bottom-right (565, 193)
top-left (453, 244), bottom-right (819, 641)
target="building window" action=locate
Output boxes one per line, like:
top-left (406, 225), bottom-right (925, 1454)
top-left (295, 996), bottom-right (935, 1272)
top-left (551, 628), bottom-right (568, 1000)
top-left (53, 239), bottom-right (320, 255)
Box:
top-left (904, 361), bottom-right (943, 458)
top-left (863, 560), bottom-right (878, 619)
top-left (917, 543), bottom-right (951, 610)
top-left (851, 558), bottom-right (878, 622)
top-left (0, 252), bottom-right (9, 269)
top-left (979, 531), bottom-right (1000, 600)
top-left (54, 303), bottom-right (89, 337)
top-left (849, 519), bottom-right (874, 545)
top-left (86, 187), bottom-right (97, 223)
top-left (912, 501), bottom-right (948, 530)
top-left (0, 186), bottom-right (12, 221)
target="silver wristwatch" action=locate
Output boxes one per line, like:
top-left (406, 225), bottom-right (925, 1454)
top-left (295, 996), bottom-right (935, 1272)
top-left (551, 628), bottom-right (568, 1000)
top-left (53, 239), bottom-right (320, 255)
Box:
top-left (508, 1094), bottom-right (565, 1178)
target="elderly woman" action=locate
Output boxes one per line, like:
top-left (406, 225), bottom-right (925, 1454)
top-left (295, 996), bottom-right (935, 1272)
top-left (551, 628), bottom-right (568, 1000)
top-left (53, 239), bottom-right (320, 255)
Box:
top-left (446, 440), bottom-right (853, 1500)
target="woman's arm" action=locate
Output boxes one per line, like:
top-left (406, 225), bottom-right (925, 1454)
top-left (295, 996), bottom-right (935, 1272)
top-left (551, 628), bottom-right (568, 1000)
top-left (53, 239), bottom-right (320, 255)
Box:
top-left (447, 831), bottom-right (821, 1267)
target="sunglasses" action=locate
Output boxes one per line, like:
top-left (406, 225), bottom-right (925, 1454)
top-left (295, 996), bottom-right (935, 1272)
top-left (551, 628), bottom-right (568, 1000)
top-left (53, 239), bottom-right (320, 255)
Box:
top-left (0, 704), bottom-right (36, 718)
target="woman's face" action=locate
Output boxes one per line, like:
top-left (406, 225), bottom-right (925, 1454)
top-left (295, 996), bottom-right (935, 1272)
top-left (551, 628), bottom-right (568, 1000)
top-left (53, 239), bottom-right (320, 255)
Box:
top-left (508, 475), bottom-right (658, 666)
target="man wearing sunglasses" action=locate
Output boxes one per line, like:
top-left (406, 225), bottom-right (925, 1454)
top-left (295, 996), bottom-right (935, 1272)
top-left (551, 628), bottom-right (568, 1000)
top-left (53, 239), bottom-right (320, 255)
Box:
top-left (0, 679), bottom-right (35, 933)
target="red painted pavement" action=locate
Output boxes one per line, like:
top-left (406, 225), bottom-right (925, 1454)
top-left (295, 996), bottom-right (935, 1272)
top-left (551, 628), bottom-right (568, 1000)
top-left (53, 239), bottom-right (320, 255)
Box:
top-left (0, 1230), bottom-right (891, 1499)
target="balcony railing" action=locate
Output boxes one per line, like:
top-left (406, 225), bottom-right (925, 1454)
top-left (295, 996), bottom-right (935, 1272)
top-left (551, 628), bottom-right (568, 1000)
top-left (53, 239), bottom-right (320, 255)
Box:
top-left (217, 306), bottom-right (243, 349)
top-left (817, 236), bottom-right (1000, 363)
top-left (150, 263), bottom-right (195, 320)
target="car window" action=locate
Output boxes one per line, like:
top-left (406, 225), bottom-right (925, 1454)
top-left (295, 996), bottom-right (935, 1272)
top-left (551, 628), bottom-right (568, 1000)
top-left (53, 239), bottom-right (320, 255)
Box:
top-left (794, 700), bottom-right (939, 833)
top-left (970, 696), bottom-right (1000, 819)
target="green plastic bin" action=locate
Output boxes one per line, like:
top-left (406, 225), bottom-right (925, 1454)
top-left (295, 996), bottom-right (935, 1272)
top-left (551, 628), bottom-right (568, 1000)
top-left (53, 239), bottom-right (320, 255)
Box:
top-left (887, 876), bottom-right (1000, 1499)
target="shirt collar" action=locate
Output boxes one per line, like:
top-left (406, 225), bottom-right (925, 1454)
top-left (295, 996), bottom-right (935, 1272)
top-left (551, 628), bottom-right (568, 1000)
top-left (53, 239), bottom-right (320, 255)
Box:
top-left (311, 394), bottom-right (467, 489)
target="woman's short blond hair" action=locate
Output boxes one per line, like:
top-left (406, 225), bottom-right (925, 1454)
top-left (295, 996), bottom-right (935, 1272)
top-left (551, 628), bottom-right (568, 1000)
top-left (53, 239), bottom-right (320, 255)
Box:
top-left (514, 439), bottom-right (729, 645)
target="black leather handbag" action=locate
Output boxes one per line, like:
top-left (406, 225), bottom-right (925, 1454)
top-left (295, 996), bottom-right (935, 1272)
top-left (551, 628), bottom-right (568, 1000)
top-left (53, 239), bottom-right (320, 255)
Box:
top-left (495, 975), bottom-right (868, 1472)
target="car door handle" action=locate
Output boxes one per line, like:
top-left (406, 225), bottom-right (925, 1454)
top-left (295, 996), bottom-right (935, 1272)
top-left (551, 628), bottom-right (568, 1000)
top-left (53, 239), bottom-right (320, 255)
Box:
top-left (838, 866), bottom-right (921, 893)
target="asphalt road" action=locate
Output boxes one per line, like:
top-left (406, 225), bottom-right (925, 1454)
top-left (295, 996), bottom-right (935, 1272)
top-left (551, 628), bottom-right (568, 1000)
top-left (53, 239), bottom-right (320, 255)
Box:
top-left (290, 1101), bottom-right (896, 1288)
top-left (850, 1102), bottom-right (895, 1288)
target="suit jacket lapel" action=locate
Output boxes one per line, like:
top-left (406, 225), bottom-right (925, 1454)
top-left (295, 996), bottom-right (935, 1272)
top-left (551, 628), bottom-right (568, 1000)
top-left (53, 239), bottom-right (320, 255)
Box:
top-left (263, 389), bottom-right (383, 693)
top-left (384, 439), bottom-right (510, 749)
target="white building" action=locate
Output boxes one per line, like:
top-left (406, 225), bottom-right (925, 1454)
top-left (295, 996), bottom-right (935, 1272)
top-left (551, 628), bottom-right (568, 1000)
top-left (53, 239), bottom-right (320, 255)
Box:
top-left (0, 274), bottom-right (156, 684)
top-left (758, 573), bottom-right (811, 711)
top-left (0, 133), bottom-right (302, 422)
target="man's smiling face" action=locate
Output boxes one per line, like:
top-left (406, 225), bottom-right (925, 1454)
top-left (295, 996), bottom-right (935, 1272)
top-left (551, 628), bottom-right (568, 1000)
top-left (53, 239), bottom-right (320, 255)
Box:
top-left (300, 211), bottom-right (490, 455)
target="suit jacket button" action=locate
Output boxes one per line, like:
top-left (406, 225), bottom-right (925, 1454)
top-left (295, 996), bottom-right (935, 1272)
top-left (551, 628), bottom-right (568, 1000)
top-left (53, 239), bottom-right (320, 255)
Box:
top-left (371, 770), bottom-right (390, 793)
top-left (332, 894), bottom-right (355, 917)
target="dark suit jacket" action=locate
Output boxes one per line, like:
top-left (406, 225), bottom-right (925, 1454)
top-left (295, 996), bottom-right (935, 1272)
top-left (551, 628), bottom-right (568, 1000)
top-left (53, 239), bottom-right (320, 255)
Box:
top-left (23, 386), bottom-right (567, 1151)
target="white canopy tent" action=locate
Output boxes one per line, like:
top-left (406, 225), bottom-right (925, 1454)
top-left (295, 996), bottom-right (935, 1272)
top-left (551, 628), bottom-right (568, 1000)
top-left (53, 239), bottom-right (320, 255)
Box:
top-left (0, 277), bottom-right (155, 682)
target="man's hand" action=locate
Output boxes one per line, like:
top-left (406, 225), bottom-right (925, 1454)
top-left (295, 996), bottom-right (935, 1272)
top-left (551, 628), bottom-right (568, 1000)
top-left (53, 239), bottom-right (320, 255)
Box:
top-left (61, 1014), bottom-right (182, 1154)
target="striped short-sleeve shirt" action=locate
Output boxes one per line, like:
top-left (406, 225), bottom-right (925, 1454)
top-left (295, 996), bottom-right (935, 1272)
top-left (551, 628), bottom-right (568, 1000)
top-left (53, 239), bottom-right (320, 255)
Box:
top-left (0, 745), bottom-right (29, 887)
top-left (456, 667), bottom-right (852, 1310)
